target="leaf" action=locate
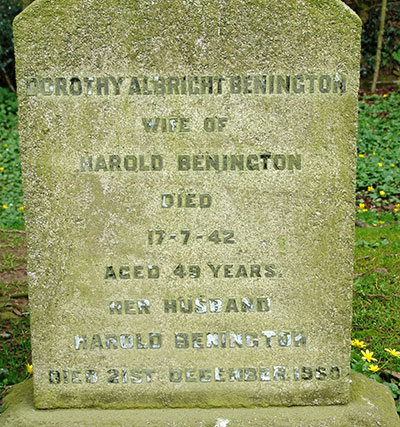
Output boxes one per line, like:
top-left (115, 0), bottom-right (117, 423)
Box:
top-left (392, 49), bottom-right (400, 65)
top-left (384, 382), bottom-right (400, 398)
top-left (370, 373), bottom-right (383, 383)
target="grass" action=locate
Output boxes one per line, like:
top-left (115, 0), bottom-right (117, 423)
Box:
top-left (0, 88), bottom-right (24, 230)
top-left (353, 224), bottom-right (400, 371)
top-left (0, 230), bottom-right (30, 410)
top-left (357, 91), bottom-right (400, 211)
top-left (352, 221), bottom-right (400, 412)
top-left (0, 87), bottom-right (399, 413)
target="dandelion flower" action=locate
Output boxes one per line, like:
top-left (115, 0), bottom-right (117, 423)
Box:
top-left (379, 191), bottom-right (385, 196)
top-left (372, 152), bottom-right (376, 156)
top-left (368, 364), bottom-right (380, 373)
top-left (359, 154), bottom-right (365, 158)
top-left (378, 163), bottom-right (383, 167)
top-left (2, 205), bottom-right (8, 209)
top-left (361, 349), bottom-right (377, 363)
top-left (19, 206), bottom-right (24, 211)
top-left (0, 167), bottom-right (4, 171)
top-left (392, 164), bottom-right (396, 167)
top-left (385, 348), bottom-right (400, 358)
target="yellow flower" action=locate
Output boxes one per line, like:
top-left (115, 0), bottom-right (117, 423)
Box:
top-left (378, 163), bottom-right (383, 167)
top-left (368, 186), bottom-right (374, 192)
top-left (378, 221), bottom-right (384, 224)
top-left (363, 209), bottom-right (368, 212)
top-left (351, 339), bottom-right (366, 349)
top-left (0, 167), bottom-right (4, 171)
top-left (391, 164), bottom-right (396, 167)
top-left (26, 363), bottom-right (33, 374)
top-left (3, 144), bottom-right (7, 148)
top-left (379, 191), bottom-right (385, 196)
top-left (359, 154), bottom-right (365, 158)
top-left (396, 204), bottom-right (400, 208)
top-left (368, 364), bottom-right (380, 373)
top-left (389, 138), bottom-right (392, 142)
top-left (1, 186), bottom-right (5, 190)
top-left (383, 94), bottom-right (387, 98)
top-left (2, 205), bottom-right (8, 209)
top-left (385, 348), bottom-right (400, 358)
top-left (373, 223), bottom-right (377, 227)
top-left (386, 147), bottom-right (390, 151)
top-left (372, 152), bottom-right (376, 156)
top-left (359, 203), bottom-right (365, 209)
top-left (19, 206), bottom-right (24, 211)
top-left (361, 349), bottom-right (377, 363)
top-left (395, 209), bottom-right (399, 213)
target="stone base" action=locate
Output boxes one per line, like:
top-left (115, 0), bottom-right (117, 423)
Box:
top-left (2, 373), bottom-right (399, 426)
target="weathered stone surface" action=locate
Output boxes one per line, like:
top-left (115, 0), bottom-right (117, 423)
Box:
top-left (3, 373), bottom-right (400, 426)
top-left (13, 0), bottom-right (361, 408)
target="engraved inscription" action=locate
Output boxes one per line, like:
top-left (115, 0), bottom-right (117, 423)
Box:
top-left (74, 333), bottom-right (162, 350)
top-left (47, 366), bottom-right (342, 385)
top-left (148, 229), bottom-right (235, 245)
top-left (177, 154), bottom-right (301, 171)
top-left (79, 153), bottom-right (302, 173)
top-left (174, 331), bottom-right (306, 348)
top-left (163, 297), bottom-right (271, 314)
top-left (25, 74), bottom-right (348, 96)
top-left (161, 193), bottom-right (212, 208)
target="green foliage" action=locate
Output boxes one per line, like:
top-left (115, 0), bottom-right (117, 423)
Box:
top-left (0, 230), bottom-right (29, 394)
top-left (0, 87), bottom-right (23, 229)
top-left (353, 224), bottom-right (400, 413)
top-left (357, 91), bottom-right (400, 208)
top-left (392, 48), bottom-right (400, 65)
top-left (358, 2), bottom-right (400, 78)
top-left (351, 346), bottom-right (400, 413)
top-left (0, 317), bottom-right (30, 388)
top-left (353, 224), bottom-right (400, 373)
top-left (0, 0), bottom-right (22, 90)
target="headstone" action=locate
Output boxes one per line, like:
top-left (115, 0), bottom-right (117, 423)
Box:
top-left (14, 0), bottom-right (361, 410)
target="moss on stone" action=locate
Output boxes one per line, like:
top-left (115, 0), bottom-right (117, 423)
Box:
top-left (3, 373), bottom-right (400, 426)
top-left (13, 0), bottom-right (363, 410)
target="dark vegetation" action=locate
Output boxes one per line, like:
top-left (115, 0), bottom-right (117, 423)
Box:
top-left (344, 0), bottom-right (400, 84)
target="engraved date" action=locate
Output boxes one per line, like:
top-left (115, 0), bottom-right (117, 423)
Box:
top-left (148, 229), bottom-right (235, 245)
